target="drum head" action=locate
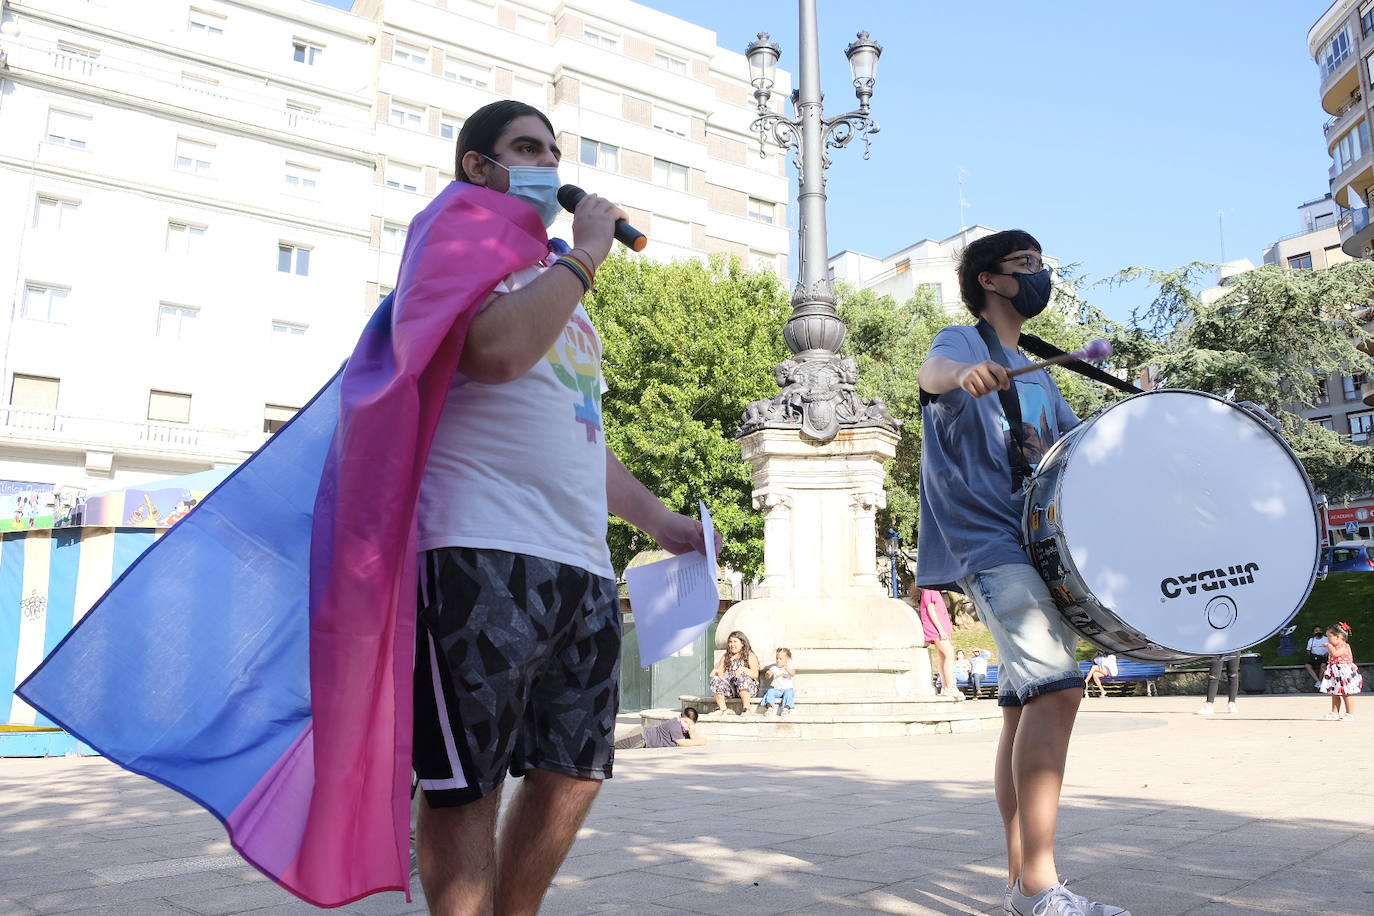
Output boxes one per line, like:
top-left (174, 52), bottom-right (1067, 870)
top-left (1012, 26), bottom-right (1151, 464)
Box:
top-left (1057, 390), bottom-right (1318, 656)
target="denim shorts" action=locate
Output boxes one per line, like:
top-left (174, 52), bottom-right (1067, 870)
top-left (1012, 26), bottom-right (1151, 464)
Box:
top-left (957, 562), bottom-right (1084, 707)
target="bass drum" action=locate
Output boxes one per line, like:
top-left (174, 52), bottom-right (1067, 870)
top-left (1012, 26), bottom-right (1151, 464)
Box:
top-left (1023, 389), bottom-right (1321, 662)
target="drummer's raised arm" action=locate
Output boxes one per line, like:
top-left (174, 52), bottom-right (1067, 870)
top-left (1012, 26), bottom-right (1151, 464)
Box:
top-left (920, 357), bottom-right (1010, 399)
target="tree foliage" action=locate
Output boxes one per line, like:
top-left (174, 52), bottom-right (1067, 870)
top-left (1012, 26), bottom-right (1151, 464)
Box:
top-left (586, 253), bottom-right (790, 578)
top-left (1104, 260), bottom-right (1374, 501)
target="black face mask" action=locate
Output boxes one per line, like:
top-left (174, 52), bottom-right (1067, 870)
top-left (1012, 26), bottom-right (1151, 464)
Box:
top-left (1006, 268), bottom-right (1053, 318)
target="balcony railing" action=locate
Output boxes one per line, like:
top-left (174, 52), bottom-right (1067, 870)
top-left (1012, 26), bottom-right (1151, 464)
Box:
top-left (1324, 92), bottom-right (1364, 138)
top-left (0, 408), bottom-right (260, 455)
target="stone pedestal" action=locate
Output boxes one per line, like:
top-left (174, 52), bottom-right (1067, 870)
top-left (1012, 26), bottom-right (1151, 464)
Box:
top-left (717, 426), bottom-right (932, 701)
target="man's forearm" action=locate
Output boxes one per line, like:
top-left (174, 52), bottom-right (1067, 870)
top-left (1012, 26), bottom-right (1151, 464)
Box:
top-left (605, 448), bottom-right (669, 535)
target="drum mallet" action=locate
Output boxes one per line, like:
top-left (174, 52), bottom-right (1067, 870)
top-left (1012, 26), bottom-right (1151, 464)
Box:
top-left (1007, 339), bottom-right (1112, 378)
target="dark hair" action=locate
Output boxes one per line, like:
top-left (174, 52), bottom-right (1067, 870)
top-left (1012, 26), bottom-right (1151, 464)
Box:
top-left (455, 100), bottom-right (555, 182)
top-left (681, 706), bottom-right (699, 722)
top-left (1327, 622), bottom-right (1352, 639)
top-left (724, 630), bottom-right (753, 664)
top-left (776, 647), bottom-right (792, 659)
top-left (956, 229), bottom-right (1042, 316)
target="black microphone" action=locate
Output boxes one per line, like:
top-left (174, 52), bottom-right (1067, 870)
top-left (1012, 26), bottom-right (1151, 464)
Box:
top-left (556, 184), bottom-right (647, 252)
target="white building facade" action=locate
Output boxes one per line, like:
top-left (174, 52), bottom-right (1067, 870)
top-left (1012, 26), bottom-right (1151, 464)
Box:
top-left (0, 0), bottom-right (791, 505)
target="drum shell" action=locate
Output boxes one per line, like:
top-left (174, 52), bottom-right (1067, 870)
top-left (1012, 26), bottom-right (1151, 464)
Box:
top-left (1022, 389), bottom-right (1320, 663)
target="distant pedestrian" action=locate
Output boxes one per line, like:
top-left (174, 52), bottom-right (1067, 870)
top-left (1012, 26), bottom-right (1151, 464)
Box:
top-left (1319, 622), bottom-right (1361, 720)
top-left (1084, 653), bottom-right (1117, 698)
top-left (954, 649), bottom-right (971, 687)
top-left (1305, 626), bottom-right (1330, 687)
top-left (968, 648), bottom-right (990, 698)
top-left (1196, 654), bottom-right (1240, 715)
top-left (919, 588), bottom-right (963, 699)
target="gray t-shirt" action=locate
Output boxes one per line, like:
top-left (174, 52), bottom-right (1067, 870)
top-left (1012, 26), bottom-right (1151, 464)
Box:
top-left (916, 325), bottom-right (1078, 588)
top-left (643, 718), bottom-right (687, 748)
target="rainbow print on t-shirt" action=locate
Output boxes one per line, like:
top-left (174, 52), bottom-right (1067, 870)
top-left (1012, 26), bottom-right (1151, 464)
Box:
top-left (547, 312), bottom-right (603, 443)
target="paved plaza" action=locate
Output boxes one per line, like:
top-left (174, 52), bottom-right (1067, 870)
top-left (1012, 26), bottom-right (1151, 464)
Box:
top-left (0, 695), bottom-right (1369, 915)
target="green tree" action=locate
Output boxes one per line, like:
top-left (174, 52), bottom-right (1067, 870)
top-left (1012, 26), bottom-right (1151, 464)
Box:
top-left (587, 252), bottom-right (790, 578)
top-left (1106, 260), bottom-right (1374, 501)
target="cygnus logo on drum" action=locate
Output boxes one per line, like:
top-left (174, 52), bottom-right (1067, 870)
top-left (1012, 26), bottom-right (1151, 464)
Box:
top-left (1158, 562), bottom-right (1259, 599)
top-left (1205, 595), bottom-right (1238, 630)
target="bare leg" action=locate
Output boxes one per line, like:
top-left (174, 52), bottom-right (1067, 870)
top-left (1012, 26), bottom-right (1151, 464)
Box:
top-left (417, 787), bottom-right (503, 916)
top-left (1332, 695), bottom-right (1342, 716)
top-left (738, 690), bottom-right (753, 713)
top-left (1304, 663), bottom-right (1317, 684)
top-left (933, 638), bottom-right (956, 694)
top-left (995, 704), bottom-right (1023, 892)
top-left (495, 770), bottom-right (602, 916)
top-left (1343, 695), bottom-right (1354, 715)
top-left (712, 692), bottom-right (727, 712)
top-left (1012, 688), bottom-right (1081, 895)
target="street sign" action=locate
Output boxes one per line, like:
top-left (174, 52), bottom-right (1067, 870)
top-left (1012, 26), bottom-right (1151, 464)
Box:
top-left (1345, 521), bottom-right (1359, 536)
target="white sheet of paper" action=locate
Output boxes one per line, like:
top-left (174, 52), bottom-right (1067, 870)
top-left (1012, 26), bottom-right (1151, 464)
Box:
top-left (624, 501), bottom-right (718, 667)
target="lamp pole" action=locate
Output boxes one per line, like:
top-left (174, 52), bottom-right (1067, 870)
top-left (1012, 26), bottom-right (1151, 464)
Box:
top-left (739, 1), bottom-right (895, 444)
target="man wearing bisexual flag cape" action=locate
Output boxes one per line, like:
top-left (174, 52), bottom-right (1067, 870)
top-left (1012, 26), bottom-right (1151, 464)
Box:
top-left (917, 231), bottom-right (1131, 916)
top-left (18, 100), bottom-right (710, 914)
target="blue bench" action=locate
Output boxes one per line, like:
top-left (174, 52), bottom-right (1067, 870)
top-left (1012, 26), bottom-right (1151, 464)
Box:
top-left (943, 660), bottom-right (1165, 698)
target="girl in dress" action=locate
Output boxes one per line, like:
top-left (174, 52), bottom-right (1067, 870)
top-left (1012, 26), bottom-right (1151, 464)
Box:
top-left (1319, 622), bottom-right (1361, 721)
top-left (708, 630), bottom-right (760, 717)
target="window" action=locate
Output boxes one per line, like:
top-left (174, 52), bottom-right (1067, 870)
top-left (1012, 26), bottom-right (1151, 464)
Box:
top-left (583, 28), bottom-right (618, 51)
top-left (514, 76), bottom-right (545, 107)
top-left (655, 215), bottom-right (690, 247)
top-left (747, 198), bottom-right (774, 224)
top-left (1320, 27), bottom-right (1352, 79)
top-left (654, 51), bottom-right (688, 75)
top-left (188, 9), bottom-right (225, 37)
top-left (1316, 375), bottom-right (1332, 406)
top-left (652, 108), bottom-right (690, 137)
top-left (156, 304), bottom-right (198, 339)
top-left (653, 158), bottom-right (688, 191)
top-left (579, 137), bottom-right (619, 171)
top-left (1313, 416), bottom-right (1335, 431)
top-left (440, 114), bottom-right (462, 140)
top-left (919, 281), bottom-right (944, 303)
top-left (580, 84), bottom-right (619, 116)
top-left (165, 221), bottom-right (206, 255)
top-left (393, 41), bottom-right (428, 68)
top-left (895, 258), bottom-right (911, 275)
top-left (292, 40), bottom-right (322, 65)
top-left (381, 221), bottom-right (407, 253)
top-left (55, 42), bottom-right (99, 76)
top-left (285, 162), bottom-right (319, 192)
top-left (22, 284), bottom-right (68, 322)
top-left (34, 196), bottom-right (78, 231)
top-left (271, 321), bottom-right (307, 337)
top-left (10, 375), bottom-right (59, 410)
top-left (174, 138), bottom-right (213, 176)
top-left (379, 284), bottom-right (394, 304)
top-left (46, 109), bottom-right (91, 149)
top-left (1335, 121), bottom-right (1369, 172)
top-left (148, 390), bottom-right (191, 424)
top-left (285, 100), bottom-right (320, 126)
top-left (750, 250), bottom-right (776, 274)
top-left (263, 404), bottom-right (298, 435)
top-left (1351, 410), bottom-right (1374, 443)
top-left (389, 100), bottom-right (424, 131)
top-left (277, 244), bottom-right (311, 276)
top-left (1343, 373), bottom-right (1367, 400)
top-left (1365, 7), bottom-right (1374, 37)
top-left (1288, 252), bottom-right (1314, 270)
top-left (384, 161), bottom-right (422, 192)
top-left (443, 59), bottom-right (491, 89)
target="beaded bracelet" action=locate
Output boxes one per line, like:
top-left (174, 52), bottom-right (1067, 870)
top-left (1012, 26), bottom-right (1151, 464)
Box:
top-left (554, 256), bottom-right (592, 294)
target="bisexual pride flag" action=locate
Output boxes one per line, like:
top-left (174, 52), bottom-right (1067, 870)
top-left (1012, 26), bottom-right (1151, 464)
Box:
top-left (17, 184), bottom-right (548, 907)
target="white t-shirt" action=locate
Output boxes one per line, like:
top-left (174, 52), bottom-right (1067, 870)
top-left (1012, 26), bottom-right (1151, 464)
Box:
top-left (1308, 635), bottom-right (1329, 656)
top-left (970, 653), bottom-right (989, 676)
top-left (1094, 654), bottom-right (1119, 677)
top-left (768, 665), bottom-right (794, 690)
top-left (418, 262), bottom-right (613, 579)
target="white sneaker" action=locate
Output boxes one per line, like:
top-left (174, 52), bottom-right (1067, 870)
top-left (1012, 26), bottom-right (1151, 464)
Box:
top-left (1341, 713), bottom-right (1355, 720)
top-left (1195, 703), bottom-right (1214, 715)
top-left (1004, 886), bottom-right (1014, 915)
top-left (1324, 712), bottom-right (1341, 720)
top-left (1010, 883), bottom-right (1130, 916)
top-left (762, 705), bottom-right (777, 717)
top-left (1226, 702), bottom-right (1237, 714)
top-left (1064, 885), bottom-right (1131, 916)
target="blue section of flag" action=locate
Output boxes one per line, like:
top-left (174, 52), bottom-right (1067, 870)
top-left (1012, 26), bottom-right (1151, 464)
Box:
top-left (0, 537), bottom-right (24, 713)
top-left (38, 531), bottom-right (82, 728)
top-left (17, 373), bottom-right (341, 816)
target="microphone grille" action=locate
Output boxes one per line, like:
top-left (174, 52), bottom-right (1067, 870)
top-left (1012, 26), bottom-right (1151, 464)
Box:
top-left (556, 184), bottom-right (584, 213)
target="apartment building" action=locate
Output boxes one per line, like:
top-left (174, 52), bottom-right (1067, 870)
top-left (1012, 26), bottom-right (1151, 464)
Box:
top-left (1309, 1), bottom-right (1374, 257)
top-left (0, 0), bottom-right (792, 506)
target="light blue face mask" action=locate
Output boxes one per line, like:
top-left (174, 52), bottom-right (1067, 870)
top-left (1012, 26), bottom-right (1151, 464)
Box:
top-left (487, 156), bottom-right (561, 227)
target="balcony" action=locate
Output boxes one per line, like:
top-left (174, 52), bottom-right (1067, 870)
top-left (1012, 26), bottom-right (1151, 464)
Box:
top-left (0, 408), bottom-right (261, 462)
top-left (1325, 92), bottom-right (1365, 142)
top-left (1320, 49), bottom-right (1361, 115)
top-left (1341, 204), bottom-right (1374, 257)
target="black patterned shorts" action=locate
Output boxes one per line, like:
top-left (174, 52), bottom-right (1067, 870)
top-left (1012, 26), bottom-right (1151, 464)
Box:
top-left (413, 547), bottom-right (621, 808)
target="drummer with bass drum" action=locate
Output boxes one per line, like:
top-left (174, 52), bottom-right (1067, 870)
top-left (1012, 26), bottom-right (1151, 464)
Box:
top-left (915, 230), bottom-right (1130, 916)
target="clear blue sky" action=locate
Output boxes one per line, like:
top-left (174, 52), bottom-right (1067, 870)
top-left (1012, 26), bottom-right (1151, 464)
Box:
top-left (318, 1), bottom-right (1337, 321)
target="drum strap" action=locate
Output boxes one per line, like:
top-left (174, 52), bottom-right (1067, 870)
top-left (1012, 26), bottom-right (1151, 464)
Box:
top-left (973, 319), bottom-right (1034, 492)
top-left (1019, 333), bottom-right (1143, 395)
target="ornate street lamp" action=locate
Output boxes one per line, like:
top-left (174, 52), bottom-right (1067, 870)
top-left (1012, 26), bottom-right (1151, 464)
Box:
top-left (739, 2), bottom-right (896, 443)
top-left (884, 528), bottom-right (901, 599)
